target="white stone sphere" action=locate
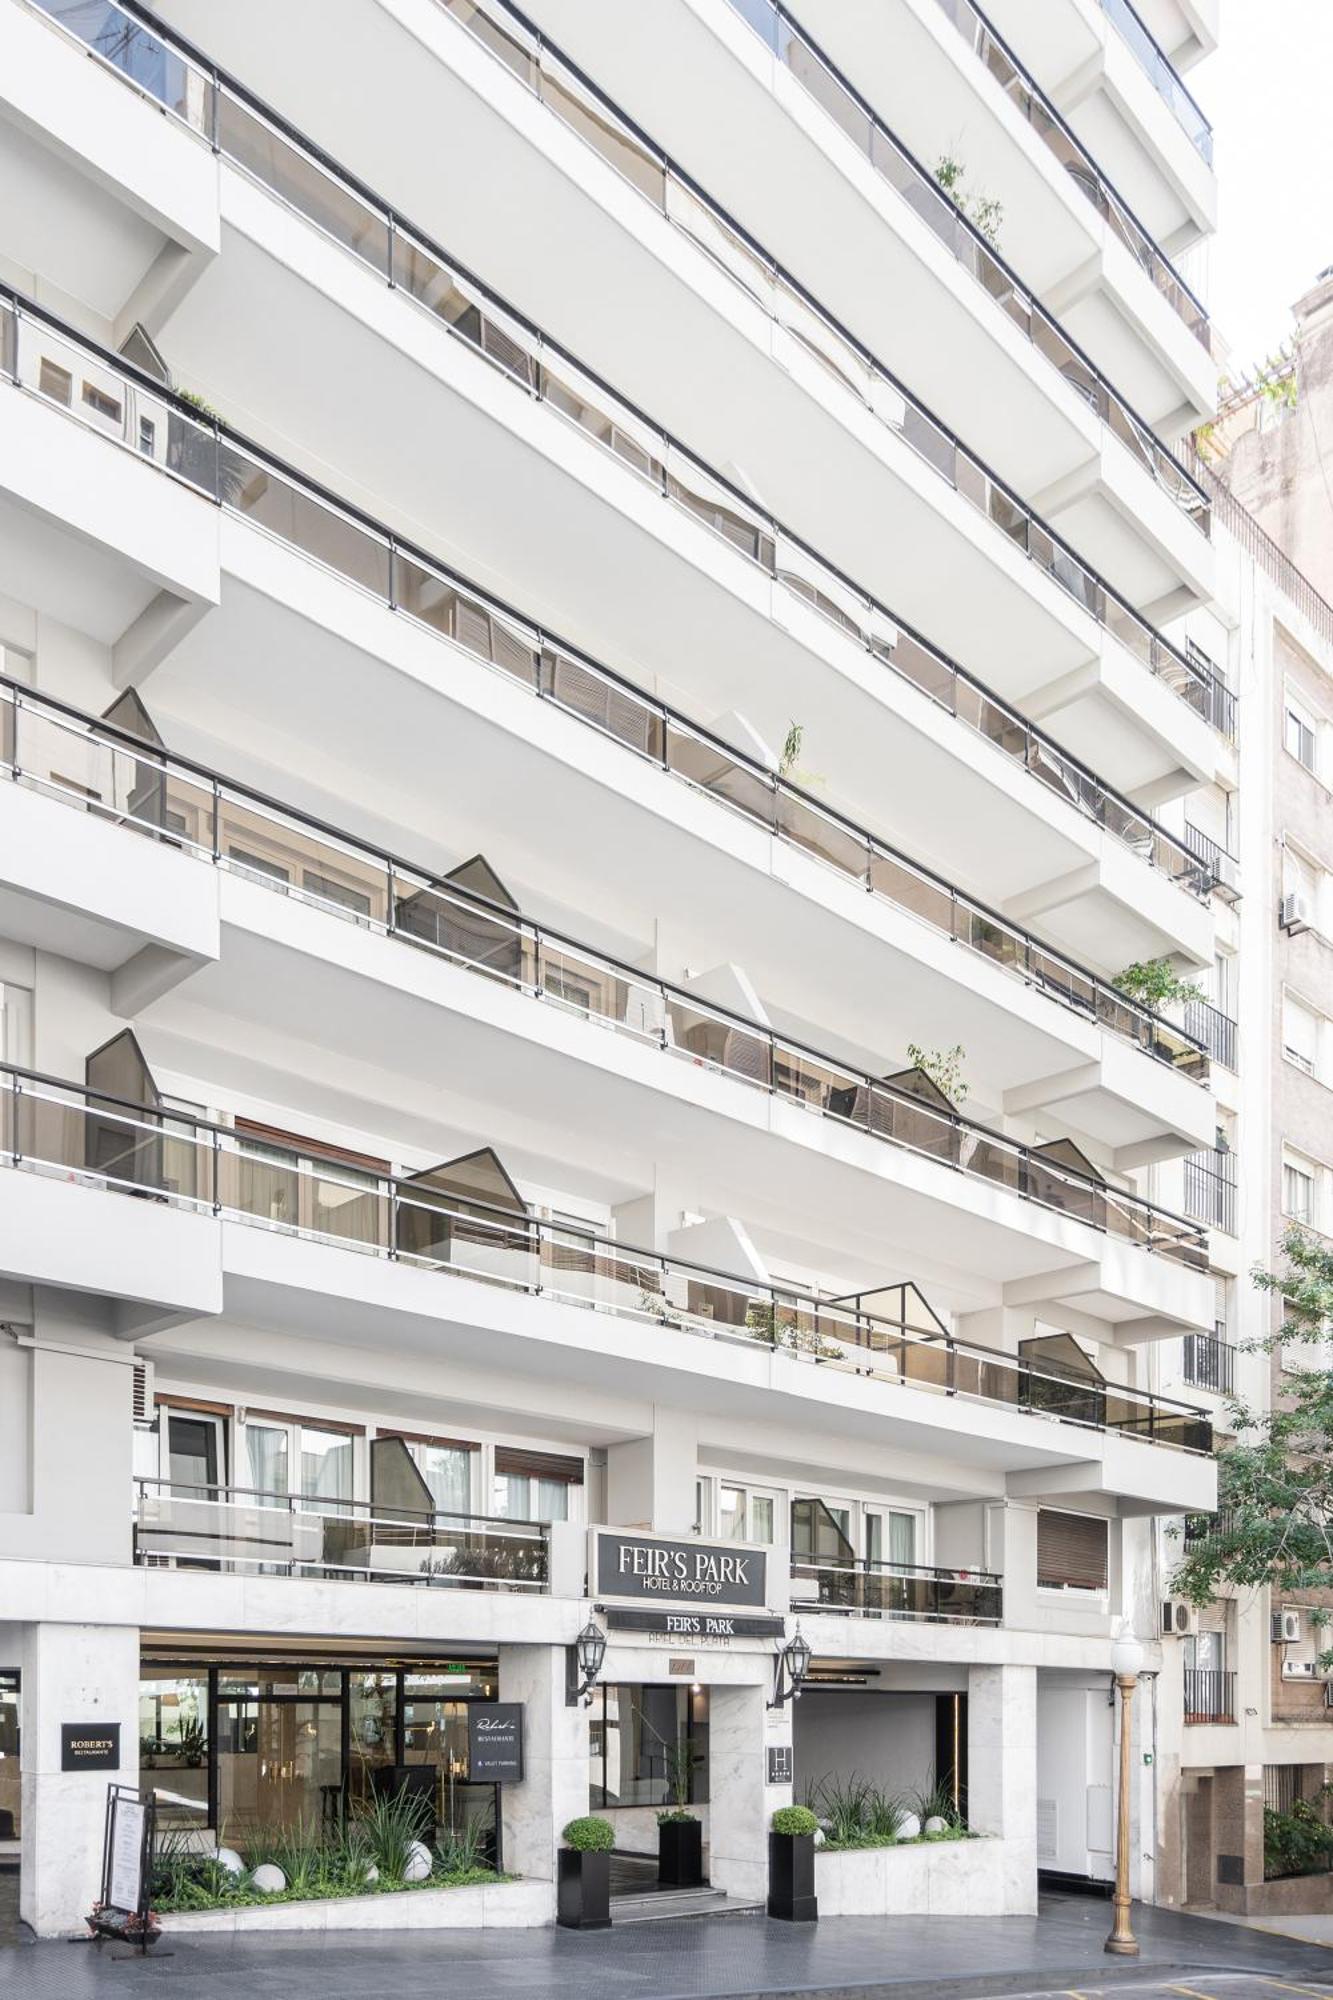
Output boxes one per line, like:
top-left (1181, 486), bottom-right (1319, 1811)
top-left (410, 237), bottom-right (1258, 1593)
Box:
top-left (924, 1815), bottom-right (948, 1835)
top-left (403, 1840), bottom-right (432, 1882)
top-left (213, 1847), bottom-right (244, 1876)
top-left (812, 1828), bottom-right (826, 1848)
top-left (896, 1813), bottom-right (922, 1841)
top-left (251, 1863), bottom-right (286, 1894)
top-left (362, 1862), bottom-right (380, 1884)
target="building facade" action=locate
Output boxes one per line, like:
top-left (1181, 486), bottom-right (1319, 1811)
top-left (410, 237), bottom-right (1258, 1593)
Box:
top-left (0, 0), bottom-right (1235, 1936)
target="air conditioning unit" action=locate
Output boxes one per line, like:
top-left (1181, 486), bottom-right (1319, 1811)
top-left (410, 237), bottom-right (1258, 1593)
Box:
top-left (1282, 1659), bottom-right (1318, 1680)
top-left (1162, 1598), bottom-right (1198, 1637)
top-left (1281, 893), bottom-right (1312, 935)
top-left (1210, 852), bottom-right (1242, 903)
top-left (1274, 1608), bottom-right (1303, 1644)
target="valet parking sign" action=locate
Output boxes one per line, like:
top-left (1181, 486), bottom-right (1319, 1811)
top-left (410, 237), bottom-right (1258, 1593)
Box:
top-left (596, 1530), bottom-right (768, 1609)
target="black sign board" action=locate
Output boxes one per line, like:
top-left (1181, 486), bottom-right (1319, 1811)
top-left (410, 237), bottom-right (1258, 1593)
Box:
top-left (596, 1531), bottom-right (767, 1607)
top-left (606, 1607), bottom-right (784, 1639)
top-left (62, 1723), bottom-right (120, 1772)
top-left (467, 1703), bottom-right (524, 1783)
top-left (767, 1744), bottom-right (794, 1786)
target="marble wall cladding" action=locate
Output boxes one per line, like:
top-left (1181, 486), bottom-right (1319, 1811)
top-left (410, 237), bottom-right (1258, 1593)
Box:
top-left (498, 1642), bottom-right (590, 1883)
top-left (161, 1878), bottom-right (556, 1932)
top-left (21, 1620), bottom-right (139, 1937)
top-left (816, 1835), bottom-right (1035, 1916)
top-left (708, 1680), bottom-right (771, 1899)
top-left (969, 1662), bottom-right (1036, 1842)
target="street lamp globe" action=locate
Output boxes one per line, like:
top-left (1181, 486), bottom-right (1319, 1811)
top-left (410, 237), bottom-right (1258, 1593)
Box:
top-left (1110, 1636), bottom-right (1144, 1679)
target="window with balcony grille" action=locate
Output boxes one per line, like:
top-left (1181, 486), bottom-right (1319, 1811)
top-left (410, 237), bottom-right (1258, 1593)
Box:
top-left (1036, 1510), bottom-right (1108, 1591)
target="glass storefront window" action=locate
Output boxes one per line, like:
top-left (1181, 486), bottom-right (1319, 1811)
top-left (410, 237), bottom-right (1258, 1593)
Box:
top-left (139, 1670), bottom-right (209, 1829)
top-left (217, 1694), bottom-right (343, 1836)
top-left (0, 1671), bottom-right (19, 1843)
top-left (590, 1684), bottom-right (707, 1810)
top-left (348, 1673), bottom-right (397, 1815)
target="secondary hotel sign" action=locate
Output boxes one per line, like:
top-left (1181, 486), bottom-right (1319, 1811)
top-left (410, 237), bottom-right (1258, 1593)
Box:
top-left (595, 1530), bottom-right (768, 1608)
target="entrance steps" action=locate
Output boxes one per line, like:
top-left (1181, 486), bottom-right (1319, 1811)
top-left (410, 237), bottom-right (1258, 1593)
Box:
top-left (612, 1885), bottom-right (764, 1923)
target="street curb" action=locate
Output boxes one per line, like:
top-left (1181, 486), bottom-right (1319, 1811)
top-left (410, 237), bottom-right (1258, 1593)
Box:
top-left (700, 1960), bottom-right (1333, 2000)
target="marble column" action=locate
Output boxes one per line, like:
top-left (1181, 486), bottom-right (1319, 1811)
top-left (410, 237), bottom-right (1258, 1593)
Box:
top-left (708, 1680), bottom-right (776, 1899)
top-left (498, 1643), bottom-right (590, 1884)
top-left (968, 1662), bottom-right (1038, 1914)
top-left (21, 1621), bottom-right (139, 1937)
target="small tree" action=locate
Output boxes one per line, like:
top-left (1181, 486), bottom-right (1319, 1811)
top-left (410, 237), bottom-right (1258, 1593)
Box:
top-left (906, 1042), bottom-right (967, 1106)
top-left (934, 155), bottom-right (1003, 248)
top-left (1172, 1228), bottom-right (1333, 1657)
top-left (1113, 957), bottom-right (1205, 1010)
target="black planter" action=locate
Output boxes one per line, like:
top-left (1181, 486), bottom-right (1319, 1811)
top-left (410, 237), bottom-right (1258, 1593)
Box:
top-left (557, 1848), bottom-right (612, 1930)
top-left (767, 1830), bottom-right (818, 1922)
top-left (658, 1817), bottom-right (704, 1888)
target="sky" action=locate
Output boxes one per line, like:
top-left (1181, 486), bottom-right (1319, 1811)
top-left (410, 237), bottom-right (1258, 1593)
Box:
top-left (1195, 0), bottom-right (1333, 374)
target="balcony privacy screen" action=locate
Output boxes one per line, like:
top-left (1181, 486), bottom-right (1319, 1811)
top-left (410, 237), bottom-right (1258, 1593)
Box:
top-left (1037, 1509), bottom-right (1109, 1591)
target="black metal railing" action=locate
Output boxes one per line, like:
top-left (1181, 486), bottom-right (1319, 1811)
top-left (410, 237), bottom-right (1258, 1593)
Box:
top-left (1182, 1328), bottom-right (1235, 1395)
top-left (1182, 997), bottom-right (1237, 1072)
top-left (792, 1556), bottom-right (1002, 1622)
top-left (27, 0), bottom-right (1232, 737)
top-left (133, 1477), bottom-right (549, 1587)
top-left (0, 303), bottom-right (1217, 1087)
top-left (0, 1065), bottom-right (1214, 1452)
top-left (1183, 1667), bottom-right (1235, 1723)
top-left (1183, 1151), bottom-right (1236, 1235)
top-left (1183, 1507), bottom-right (1235, 1546)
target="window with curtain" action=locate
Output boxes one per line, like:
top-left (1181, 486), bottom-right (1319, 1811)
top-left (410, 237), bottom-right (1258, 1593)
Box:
top-left (719, 1483), bottom-right (777, 1544)
top-left (1283, 1159), bottom-right (1316, 1226)
top-left (1036, 1509), bottom-right (1108, 1591)
top-left (866, 1511), bottom-right (918, 1568)
top-left (411, 1441), bottom-right (472, 1516)
top-left (244, 1422), bottom-right (289, 1498)
top-left (299, 1426), bottom-right (353, 1506)
top-left (493, 1447), bottom-right (583, 1522)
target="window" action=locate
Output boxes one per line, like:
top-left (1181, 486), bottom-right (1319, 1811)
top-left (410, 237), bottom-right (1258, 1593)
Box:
top-left (81, 381), bottom-right (122, 424)
top-left (718, 1482), bottom-right (777, 1545)
top-left (1036, 1509), bottom-right (1108, 1591)
top-left (240, 1415), bottom-right (354, 1510)
top-left (138, 416), bottom-right (156, 456)
top-left (1185, 1630), bottom-right (1226, 1674)
top-left (1284, 994), bottom-right (1319, 1076)
top-left (1283, 1158), bottom-right (1316, 1226)
top-left (1284, 845), bottom-right (1320, 906)
top-left (37, 358), bottom-right (72, 405)
top-left (493, 1446), bottom-right (583, 1523)
top-left (408, 1441), bottom-right (473, 1516)
top-left (1285, 697), bottom-right (1318, 773)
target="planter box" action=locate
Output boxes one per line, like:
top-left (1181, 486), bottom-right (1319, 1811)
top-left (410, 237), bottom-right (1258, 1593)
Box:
top-left (160, 1878), bottom-right (553, 1933)
top-left (768, 1830), bottom-right (817, 1922)
top-left (816, 1836), bottom-right (1036, 1917)
top-left (659, 1818), bottom-right (704, 1889)
top-left (557, 1848), bottom-right (611, 1931)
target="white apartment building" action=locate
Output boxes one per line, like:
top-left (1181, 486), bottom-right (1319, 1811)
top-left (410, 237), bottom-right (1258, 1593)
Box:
top-left (0, 0), bottom-right (1231, 1936)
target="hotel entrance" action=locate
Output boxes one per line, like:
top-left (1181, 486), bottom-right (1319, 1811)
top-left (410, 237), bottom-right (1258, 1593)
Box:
top-left (140, 1645), bottom-right (502, 1858)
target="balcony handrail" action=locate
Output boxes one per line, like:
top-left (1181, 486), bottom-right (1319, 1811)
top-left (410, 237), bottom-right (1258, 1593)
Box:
top-left (791, 1551), bottom-right (1003, 1621)
top-left (1182, 1666), bottom-right (1236, 1722)
top-left (0, 691), bottom-right (1211, 1263)
top-left (0, 301), bottom-right (1217, 1088)
top-left (0, 806), bottom-right (1208, 1266)
top-left (1, 1062), bottom-right (1212, 1453)
top-left (26, 0), bottom-right (1229, 736)
top-left (792, 1554), bottom-right (1001, 1586)
top-left (431, 0), bottom-right (1208, 528)
top-left (1097, 0), bottom-right (1213, 163)
top-left (1181, 994), bottom-right (1236, 1073)
top-left (932, 0), bottom-right (1211, 315)
top-left (133, 1475), bottom-right (548, 1536)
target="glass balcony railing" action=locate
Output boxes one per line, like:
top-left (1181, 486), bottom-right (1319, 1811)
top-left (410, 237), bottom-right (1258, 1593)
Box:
top-left (0, 685), bottom-right (1210, 1266)
top-left (933, 0), bottom-right (1211, 330)
top-left (0, 296), bottom-right (1216, 1089)
top-left (0, 1067), bottom-right (1214, 1453)
top-left (27, 0), bottom-right (1230, 739)
top-left (791, 1556), bottom-right (1002, 1622)
top-left (133, 1477), bottom-right (549, 1587)
top-left (431, 0), bottom-right (1209, 534)
top-left (1098, 0), bottom-right (1213, 164)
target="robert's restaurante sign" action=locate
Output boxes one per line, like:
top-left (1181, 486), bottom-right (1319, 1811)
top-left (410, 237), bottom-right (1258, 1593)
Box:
top-left (595, 1531), bottom-right (768, 1608)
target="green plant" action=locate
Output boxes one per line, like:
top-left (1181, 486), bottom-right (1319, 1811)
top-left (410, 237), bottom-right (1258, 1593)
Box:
top-left (434, 1816), bottom-right (492, 1876)
top-left (905, 1781), bottom-right (965, 1830)
top-left (779, 720), bottom-right (804, 777)
top-left (653, 1732), bottom-right (699, 1825)
top-left (745, 1299), bottom-right (779, 1345)
top-left (350, 1786), bottom-right (433, 1880)
top-left (906, 1042), bottom-right (968, 1105)
top-left (771, 1805), bottom-right (819, 1837)
top-left (1112, 957), bottom-right (1204, 1010)
top-left (562, 1814), bottom-right (615, 1852)
top-left (807, 1775), bottom-right (908, 1848)
top-left (175, 1718), bottom-right (206, 1767)
top-left (1264, 1791), bottom-right (1333, 1880)
top-left (934, 154), bottom-right (1003, 247)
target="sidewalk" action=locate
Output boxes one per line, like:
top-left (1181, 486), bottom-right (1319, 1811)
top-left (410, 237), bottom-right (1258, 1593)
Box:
top-left (5, 1893), bottom-right (1333, 2000)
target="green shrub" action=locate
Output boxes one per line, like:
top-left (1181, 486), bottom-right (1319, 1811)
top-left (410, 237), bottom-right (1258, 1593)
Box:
top-left (562, 1815), bottom-right (616, 1852)
top-left (771, 1806), bottom-right (818, 1837)
top-left (1265, 1796), bottom-right (1333, 1880)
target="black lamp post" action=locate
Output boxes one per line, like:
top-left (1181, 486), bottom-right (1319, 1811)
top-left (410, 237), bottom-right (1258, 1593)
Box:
top-left (566, 1620), bottom-right (607, 1706)
top-left (769, 1625), bottom-right (812, 1709)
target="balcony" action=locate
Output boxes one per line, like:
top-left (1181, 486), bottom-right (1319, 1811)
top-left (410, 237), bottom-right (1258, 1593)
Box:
top-left (133, 1477), bottom-right (549, 1588)
top-left (1181, 997), bottom-right (1235, 1073)
top-left (0, 1063), bottom-right (1214, 1455)
top-left (1183, 1666), bottom-right (1235, 1724)
top-left (0, 304), bottom-right (1219, 1117)
top-left (1098, 0), bottom-right (1213, 164)
top-left (791, 1556), bottom-right (1002, 1623)
top-left (0, 685), bottom-right (1217, 1274)
top-left (26, 0), bottom-right (1229, 780)
top-left (1182, 1328), bottom-right (1235, 1396)
top-left (1182, 1150), bottom-right (1236, 1236)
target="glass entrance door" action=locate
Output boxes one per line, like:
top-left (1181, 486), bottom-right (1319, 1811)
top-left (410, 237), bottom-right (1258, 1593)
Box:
top-left (216, 1671), bottom-right (344, 1838)
top-left (165, 1410), bottom-right (223, 1497)
top-left (0, 1672), bottom-right (18, 1846)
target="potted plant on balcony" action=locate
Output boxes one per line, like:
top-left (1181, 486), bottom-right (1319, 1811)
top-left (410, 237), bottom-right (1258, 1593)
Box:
top-left (557, 1815), bottom-right (614, 1930)
top-left (768, 1804), bottom-right (819, 1922)
top-left (656, 1737), bottom-right (703, 1888)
